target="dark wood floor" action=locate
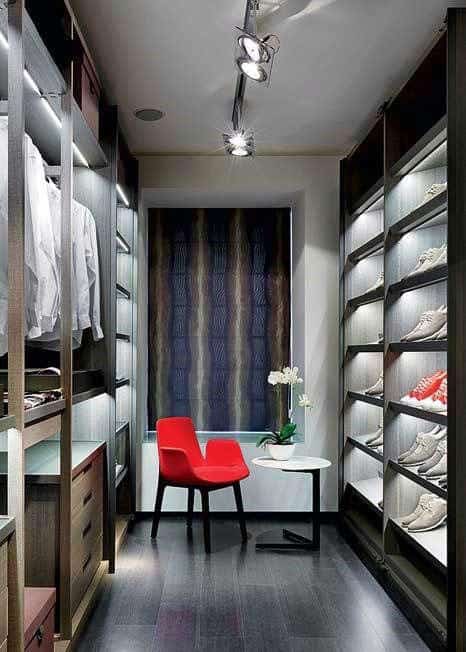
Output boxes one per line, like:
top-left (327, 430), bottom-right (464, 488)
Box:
top-left (75, 516), bottom-right (430, 652)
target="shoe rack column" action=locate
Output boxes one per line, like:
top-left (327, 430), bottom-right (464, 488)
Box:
top-left (447, 8), bottom-right (466, 649)
top-left (7, 1), bottom-right (25, 648)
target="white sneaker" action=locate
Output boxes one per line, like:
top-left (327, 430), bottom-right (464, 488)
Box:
top-left (405, 245), bottom-right (446, 278)
top-left (365, 272), bottom-right (384, 294)
top-left (435, 321), bottom-right (447, 339)
top-left (401, 493), bottom-right (436, 528)
top-left (400, 430), bottom-right (446, 466)
top-left (398, 425), bottom-right (442, 462)
top-left (425, 451), bottom-right (447, 478)
top-left (367, 430), bottom-right (383, 448)
top-left (430, 243), bottom-right (447, 269)
top-left (364, 373), bottom-right (383, 396)
top-left (419, 182), bottom-right (447, 207)
top-left (400, 306), bottom-right (447, 342)
top-left (418, 440), bottom-right (447, 475)
top-left (407, 497), bottom-right (447, 533)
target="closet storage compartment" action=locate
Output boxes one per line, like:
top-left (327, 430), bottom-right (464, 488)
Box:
top-left (24, 588), bottom-right (56, 652)
top-left (73, 38), bottom-right (101, 142)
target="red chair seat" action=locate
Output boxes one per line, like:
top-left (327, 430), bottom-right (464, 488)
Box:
top-left (193, 464), bottom-right (249, 485)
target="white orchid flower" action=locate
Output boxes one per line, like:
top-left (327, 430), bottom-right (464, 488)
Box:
top-left (281, 365), bottom-right (303, 385)
top-left (298, 393), bottom-right (312, 408)
top-left (268, 370), bottom-right (285, 385)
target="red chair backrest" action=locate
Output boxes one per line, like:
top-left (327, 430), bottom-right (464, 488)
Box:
top-left (156, 417), bottom-right (204, 477)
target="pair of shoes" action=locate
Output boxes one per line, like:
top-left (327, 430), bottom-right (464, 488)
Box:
top-left (419, 182), bottom-right (447, 207)
top-left (365, 425), bottom-right (383, 448)
top-left (365, 373), bottom-right (383, 396)
top-left (401, 494), bottom-right (447, 532)
top-left (439, 476), bottom-right (448, 489)
top-left (400, 371), bottom-right (447, 413)
top-left (404, 243), bottom-right (447, 278)
top-left (364, 272), bottom-right (384, 294)
top-left (417, 440), bottom-right (447, 478)
top-left (398, 425), bottom-right (446, 465)
top-left (401, 305), bottom-right (447, 342)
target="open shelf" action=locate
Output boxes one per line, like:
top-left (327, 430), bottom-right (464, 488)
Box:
top-left (349, 178), bottom-right (384, 218)
top-left (388, 401), bottom-right (447, 426)
top-left (347, 435), bottom-right (383, 463)
top-left (347, 287), bottom-right (384, 310)
top-left (116, 283), bottom-right (131, 300)
top-left (390, 517), bottom-right (446, 572)
top-left (347, 343), bottom-right (383, 354)
top-left (116, 333), bottom-right (130, 342)
top-left (390, 116), bottom-right (447, 178)
top-left (348, 477), bottom-right (383, 512)
top-left (115, 464), bottom-right (128, 488)
top-left (116, 420), bottom-right (129, 436)
top-left (388, 459), bottom-right (447, 499)
top-left (24, 399), bottom-right (66, 425)
top-left (347, 232), bottom-right (384, 264)
top-left (389, 341), bottom-right (447, 353)
top-left (389, 190), bottom-right (447, 237)
top-left (72, 386), bottom-right (106, 405)
top-left (116, 230), bottom-right (131, 254)
top-left (347, 390), bottom-right (383, 407)
top-left (388, 265), bottom-right (447, 297)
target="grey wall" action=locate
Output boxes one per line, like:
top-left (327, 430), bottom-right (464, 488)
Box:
top-left (137, 155), bottom-right (340, 512)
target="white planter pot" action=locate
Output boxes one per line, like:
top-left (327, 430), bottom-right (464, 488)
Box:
top-left (267, 443), bottom-right (296, 461)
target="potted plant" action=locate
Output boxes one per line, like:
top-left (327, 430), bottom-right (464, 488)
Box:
top-left (257, 365), bottom-right (312, 461)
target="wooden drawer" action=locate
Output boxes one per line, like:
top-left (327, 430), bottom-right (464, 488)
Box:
top-left (71, 495), bottom-right (102, 578)
top-left (74, 44), bottom-right (101, 141)
top-left (0, 586), bottom-right (7, 643)
top-left (0, 543), bottom-right (6, 591)
top-left (24, 605), bottom-right (54, 652)
top-left (72, 453), bottom-right (103, 518)
top-left (71, 536), bottom-right (102, 615)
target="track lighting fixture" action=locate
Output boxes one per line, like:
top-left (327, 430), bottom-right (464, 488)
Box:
top-left (236, 30), bottom-right (279, 84)
top-left (223, 130), bottom-right (255, 157)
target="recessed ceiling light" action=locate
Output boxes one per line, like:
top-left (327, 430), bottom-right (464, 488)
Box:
top-left (134, 108), bottom-right (165, 122)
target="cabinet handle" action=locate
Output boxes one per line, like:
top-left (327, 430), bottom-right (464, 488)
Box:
top-left (82, 521), bottom-right (92, 539)
top-left (83, 552), bottom-right (92, 572)
top-left (82, 462), bottom-right (92, 475)
top-left (35, 624), bottom-right (44, 645)
top-left (83, 490), bottom-right (93, 507)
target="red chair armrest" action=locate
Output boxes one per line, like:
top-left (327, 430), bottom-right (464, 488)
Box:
top-left (159, 447), bottom-right (199, 484)
top-left (205, 439), bottom-right (246, 467)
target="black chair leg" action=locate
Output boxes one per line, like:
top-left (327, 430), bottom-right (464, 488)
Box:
top-left (187, 487), bottom-right (194, 533)
top-left (151, 480), bottom-right (166, 539)
top-left (201, 489), bottom-right (211, 553)
top-left (233, 482), bottom-right (248, 543)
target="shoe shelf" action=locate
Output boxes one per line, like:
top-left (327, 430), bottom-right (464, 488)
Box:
top-left (116, 283), bottom-right (131, 300)
top-left (347, 343), bottom-right (384, 355)
top-left (389, 341), bottom-right (447, 353)
top-left (349, 178), bottom-right (384, 218)
top-left (347, 232), bottom-right (384, 264)
top-left (389, 116), bottom-right (446, 178)
top-left (348, 477), bottom-right (383, 513)
top-left (389, 517), bottom-right (447, 572)
top-left (388, 401), bottom-right (447, 426)
top-left (0, 414), bottom-right (16, 432)
top-left (347, 435), bottom-right (383, 463)
top-left (347, 390), bottom-right (384, 407)
top-left (389, 190), bottom-right (447, 237)
top-left (347, 287), bottom-right (384, 310)
top-left (388, 265), bottom-right (447, 297)
top-left (388, 459), bottom-right (447, 500)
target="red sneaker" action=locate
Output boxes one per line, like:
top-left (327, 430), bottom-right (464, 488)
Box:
top-left (420, 377), bottom-right (447, 413)
top-left (401, 370), bottom-right (446, 405)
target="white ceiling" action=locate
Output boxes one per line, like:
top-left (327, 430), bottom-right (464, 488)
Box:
top-left (71, 0), bottom-right (460, 156)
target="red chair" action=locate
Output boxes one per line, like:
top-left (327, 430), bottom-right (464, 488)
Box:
top-left (151, 417), bottom-right (250, 553)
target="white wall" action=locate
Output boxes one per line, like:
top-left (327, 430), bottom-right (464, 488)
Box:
top-left (137, 155), bottom-right (340, 512)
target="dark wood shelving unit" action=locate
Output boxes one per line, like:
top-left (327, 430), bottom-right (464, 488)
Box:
top-left (390, 117), bottom-right (446, 178)
top-left (24, 399), bottom-right (66, 426)
top-left (347, 232), bottom-right (384, 264)
top-left (388, 459), bottom-right (447, 500)
top-left (388, 401), bottom-right (447, 426)
top-left (349, 179), bottom-right (384, 218)
top-left (388, 265), bottom-right (447, 297)
top-left (389, 190), bottom-right (447, 237)
top-left (347, 390), bottom-right (384, 407)
top-left (389, 341), bottom-right (447, 353)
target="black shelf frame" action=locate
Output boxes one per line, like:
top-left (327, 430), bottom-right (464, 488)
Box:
top-left (347, 343), bottom-right (384, 354)
top-left (116, 420), bottom-right (129, 436)
top-left (347, 287), bottom-right (384, 310)
top-left (388, 459), bottom-right (447, 499)
top-left (389, 116), bottom-right (447, 178)
top-left (347, 436), bottom-right (383, 463)
top-left (116, 283), bottom-right (131, 300)
top-left (389, 190), bottom-right (447, 237)
top-left (116, 333), bottom-right (130, 342)
top-left (349, 178), bottom-right (384, 218)
top-left (116, 230), bottom-right (131, 254)
top-left (347, 390), bottom-right (384, 408)
top-left (388, 265), bottom-right (447, 297)
top-left (388, 518), bottom-right (446, 575)
top-left (389, 341), bottom-right (447, 353)
top-left (388, 401), bottom-right (447, 426)
top-left (347, 232), bottom-right (384, 264)
top-left (116, 377), bottom-right (130, 389)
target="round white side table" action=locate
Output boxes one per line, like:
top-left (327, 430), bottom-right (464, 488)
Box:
top-left (252, 456), bottom-right (332, 551)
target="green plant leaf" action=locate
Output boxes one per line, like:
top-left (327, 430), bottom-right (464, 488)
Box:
top-left (280, 422), bottom-right (297, 439)
top-left (256, 434), bottom-right (278, 448)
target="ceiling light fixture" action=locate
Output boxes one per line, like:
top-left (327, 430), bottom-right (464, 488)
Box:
top-left (134, 108), bottom-right (165, 122)
top-left (235, 2), bottom-right (280, 85)
top-left (223, 130), bottom-right (255, 157)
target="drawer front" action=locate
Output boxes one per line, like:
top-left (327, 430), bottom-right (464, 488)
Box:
top-left (81, 65), bottom-right (100, 140)
top-left (72, 453), bottom-right (103, 518)
top-left (71, 536), bottom-right (102, 615)
top-left (71, 501), bottom-right (102, 578)
top-left (25, 607), bottom-right (54, 652)
top-left (0, 586), bottom-right (7, 643)
top-left (0, 543), bottom-right (6, 592)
